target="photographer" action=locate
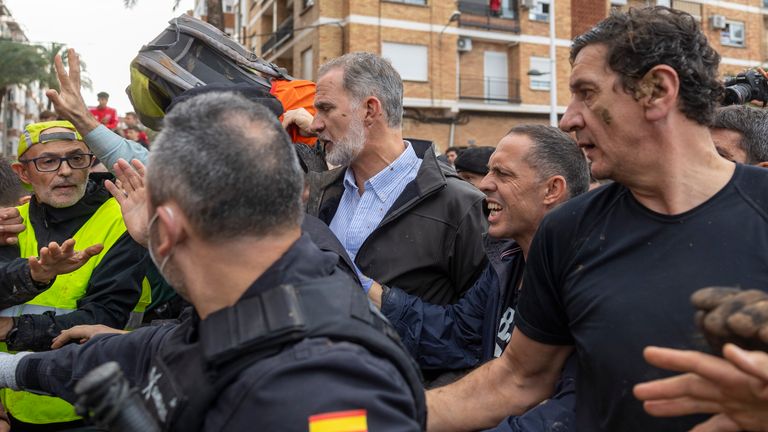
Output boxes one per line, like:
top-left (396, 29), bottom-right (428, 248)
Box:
top-left (711, 105), bottom-right (768, 166)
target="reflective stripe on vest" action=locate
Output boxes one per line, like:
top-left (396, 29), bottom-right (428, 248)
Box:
top-left (0, 305), bottom-right (75, 317)
top-left (1, 198), bottom-right (131, 424)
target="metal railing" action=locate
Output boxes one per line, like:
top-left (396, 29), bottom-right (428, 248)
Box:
top-left (457, 0), bottom-right (520, 32)
top-left (459, 77), bottom-right (521, 104)
top-left (261, 16), bottom-right (293, 54)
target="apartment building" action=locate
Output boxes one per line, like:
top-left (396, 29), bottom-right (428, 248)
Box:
top-left (233, 0), bottom-right (768, 151)
top-left (0, 2), bottom-right (46, 158)
top-left (194, 0), bottom-right (239, 35)
top-left (619, 0), bottom-right (767, 78)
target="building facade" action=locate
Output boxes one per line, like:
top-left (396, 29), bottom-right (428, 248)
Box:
top-left (0, 2), bottom-right (46, 158)
top-left (237, 0), bottom-right (766, 151)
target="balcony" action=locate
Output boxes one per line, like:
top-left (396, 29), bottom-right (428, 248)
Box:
top-left (261, 16), bottom-right (293, 54)
top-left (459, 76), bottom-right (521, 104)
top-left (458, 0), bottom-right (520, 33)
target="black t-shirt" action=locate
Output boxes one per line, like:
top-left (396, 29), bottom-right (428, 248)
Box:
top-left (515, 164), bottom-right (768, 431)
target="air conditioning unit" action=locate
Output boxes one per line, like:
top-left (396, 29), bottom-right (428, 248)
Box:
top-left (521, 0), bottom-right (537, 10)
top-left (457, 37), bottom-right (473, 52)
top-left (710, 15), bottom-right (727, 30)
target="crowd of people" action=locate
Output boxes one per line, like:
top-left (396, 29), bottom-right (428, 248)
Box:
top-left (0, 5), bottom-right (766, 432)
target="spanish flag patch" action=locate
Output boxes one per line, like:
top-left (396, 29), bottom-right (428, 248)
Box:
top-left (308, 409), bottom-right (368, 432)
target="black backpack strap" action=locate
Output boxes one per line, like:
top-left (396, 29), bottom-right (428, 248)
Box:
top-left (198, 276), bottom-right (427, 428)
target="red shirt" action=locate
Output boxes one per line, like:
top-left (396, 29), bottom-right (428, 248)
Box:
top-left (89, 106), bottom-right (118, 130)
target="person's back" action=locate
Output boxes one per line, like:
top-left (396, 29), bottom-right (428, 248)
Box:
top-left (0, 92), bottom-right (423, 432)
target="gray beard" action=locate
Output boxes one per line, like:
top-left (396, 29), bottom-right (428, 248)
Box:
top-left (325, 118), bottom-right (366, 166)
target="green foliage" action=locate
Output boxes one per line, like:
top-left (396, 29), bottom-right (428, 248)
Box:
top-left (0, 39), bottom-right (47, 89)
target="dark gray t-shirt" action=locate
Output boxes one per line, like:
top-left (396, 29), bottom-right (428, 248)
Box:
top-left (516, 164), bottom-right (768, 431)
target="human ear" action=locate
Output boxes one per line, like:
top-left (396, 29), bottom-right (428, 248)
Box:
top-left (543, 176), bottom-right (567, 206)
top-left (11, 163), bottom-right (30, 184)
top-left (640, 66), bottom-right (679, 122)
top-left (154, 206), bottom-right (186, 255)
top-left (363, 96), bottom-right (383, 127)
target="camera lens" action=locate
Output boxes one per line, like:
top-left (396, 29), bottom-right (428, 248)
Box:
top-left (723, 84), bottom-right (752, 105)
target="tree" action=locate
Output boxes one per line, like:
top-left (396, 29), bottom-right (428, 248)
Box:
top-left (0, 39), bottom-right (47, 118)
top-left (123, 0), bottom-right (225, 31)
top-left (38, 43), bottom-right (92, 110)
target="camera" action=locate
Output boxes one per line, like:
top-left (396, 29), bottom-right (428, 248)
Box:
top-left (723, 70), bottom-right (768, 106)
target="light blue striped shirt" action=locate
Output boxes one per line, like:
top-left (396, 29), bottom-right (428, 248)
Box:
top-left (329, 142), bottom-right (422, 290)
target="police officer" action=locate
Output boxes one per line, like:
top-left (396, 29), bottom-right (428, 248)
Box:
top-left (0, 93), bottom-right (424, 431)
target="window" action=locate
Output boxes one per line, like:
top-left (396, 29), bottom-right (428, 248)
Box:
top-left (764, 0), bottom-right (768, 8)
top-left (529, 56), bottom-right (551, 90)
top-left (529, 0), bottom-right (550, 22)
top-left (484, 51), bottom-right (509, 101)
top-left (301, 47), bottom-right (314, 81)
top-left (500, 0), bottom-right (516, 18)
top-left (381, 43), bottom-right (429, 82)
top-left (671, 0), bottom-right (701, 21)
top-left (721, 21), bottom-right (745, 47)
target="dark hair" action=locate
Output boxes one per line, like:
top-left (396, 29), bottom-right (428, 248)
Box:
top-left (0, 157), bottom-right (27, 207)
top-left (713, 105), bottom-right (768, 164)
top-left (124, 125), bottom-right (141, 132)
top-left (508, 124), bottom-right (590, 198)
top-left (97, 92), bottom-right (109, 99)
top-left (454, 147), bottom-right (494, 175)
top-left (125, 112), bottom-right (138, 118)
top-left (445, 147), bottom-right (461, 155)
top-left (38, 110), bottom-right (57, 121)
top-left (571, 6), bottom-right (722, 125)
top-left (148, 92), bottom-right (304, 239)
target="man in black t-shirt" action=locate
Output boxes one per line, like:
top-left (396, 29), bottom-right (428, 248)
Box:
top-left (425, 7), bottom-right (768, 432)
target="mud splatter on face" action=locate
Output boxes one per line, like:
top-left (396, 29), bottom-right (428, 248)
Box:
top-left (633, 74), bottom-right (658, 101)
top-left (595, 106), bottom-right (612, 125)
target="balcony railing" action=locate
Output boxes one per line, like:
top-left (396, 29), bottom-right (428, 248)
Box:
top-left (459, 76), bottom-right (521, 104)
top-left (457, 0), bottom-right (520, 33)
top-left (261, 16), bottom-right (293, 54)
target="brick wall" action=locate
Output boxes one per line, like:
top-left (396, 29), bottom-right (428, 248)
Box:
top-left (403, 111), bottom-right (549, 151)
top-left (571, 0), bottom-right (607, 38)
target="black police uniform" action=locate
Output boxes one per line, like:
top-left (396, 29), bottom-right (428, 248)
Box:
top-left (10, 234), bottom-right (424, 431)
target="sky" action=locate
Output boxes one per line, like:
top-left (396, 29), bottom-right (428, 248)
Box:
top-left (5, 0), bottom-right (196, 115)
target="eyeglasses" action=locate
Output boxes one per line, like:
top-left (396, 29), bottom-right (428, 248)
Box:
top-left (20, 154), bottom-right (95, 172)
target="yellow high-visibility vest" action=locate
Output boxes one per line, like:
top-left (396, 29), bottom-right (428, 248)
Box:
top-left (0, 198), bottom-right (150, 424)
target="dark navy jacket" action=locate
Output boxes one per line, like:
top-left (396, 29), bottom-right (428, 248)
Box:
top-left (382, 238), bottom-right (523, 368)
top-left (14, 235), bottom-right (420, 431)
top-left (382, 236), bottom-right (577, 431)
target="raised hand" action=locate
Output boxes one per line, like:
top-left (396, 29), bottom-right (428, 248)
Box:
top-left (44, 48), bottom-right (99, 134)
top-left (0, 207), bottom-right (25, 246)
top-left (105, 159), bottom-right (149, 247)
top-left (28, 238), bottom-right (104, 284)
top-left (281, 107), bottom-right (316, 137)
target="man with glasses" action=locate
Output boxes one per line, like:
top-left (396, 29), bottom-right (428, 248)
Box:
top-left (0, 120), bottom-right (147, 430)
